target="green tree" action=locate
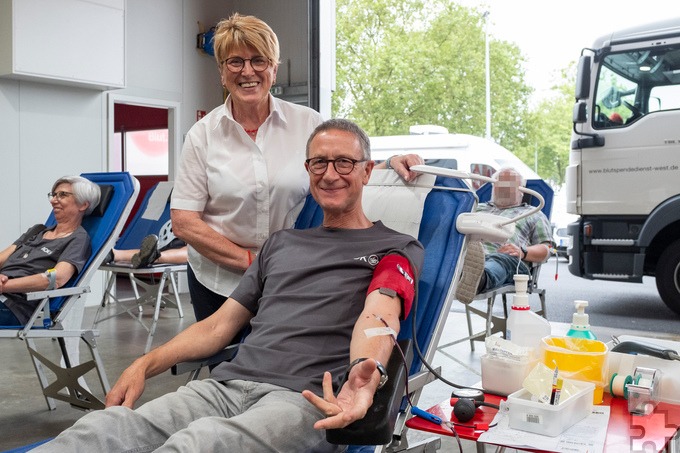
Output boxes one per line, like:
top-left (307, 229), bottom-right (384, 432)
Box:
top-left (333, 0), bottom-right (531, 154)
top-left (517, 66), bottom-right (575, 186)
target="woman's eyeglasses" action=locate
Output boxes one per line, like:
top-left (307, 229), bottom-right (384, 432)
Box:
top-left (47, 191), bottom-right (73, 201)
top-left (221, 56), bottom-right (271, 73)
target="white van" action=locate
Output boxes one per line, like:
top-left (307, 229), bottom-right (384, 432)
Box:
top-left (370, 128), bottom-right (539, 189)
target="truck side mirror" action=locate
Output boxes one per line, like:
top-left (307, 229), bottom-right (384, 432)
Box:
top-left (575, 55), bottom-right (591, 100)
top-left (573, 101), bottom-right (588, 124)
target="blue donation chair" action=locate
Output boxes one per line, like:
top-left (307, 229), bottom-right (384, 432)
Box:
top-left (440, 178), bottom-right (554, 353)
top-left (96, 181), bottom-right (186, 354)
top-left (171, 170), bottom-right (477, 452)
top-left (0, 172), bottom-right (139, 411)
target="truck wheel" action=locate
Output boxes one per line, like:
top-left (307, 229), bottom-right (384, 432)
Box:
top-left (656, 239), bottom-right (680, 315)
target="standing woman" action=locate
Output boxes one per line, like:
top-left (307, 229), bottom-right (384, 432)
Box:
top-left (171, 13), bottom-right (420, 322)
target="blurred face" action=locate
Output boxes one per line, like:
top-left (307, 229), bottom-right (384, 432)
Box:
top-left (492, 171), bottom-right (523, 208)
top-left (306, 129), bottom-right (374, 217)
top-left (220, 45), bottom-right (277, 107)
top-left (49, 183), bottom-right (88, 222)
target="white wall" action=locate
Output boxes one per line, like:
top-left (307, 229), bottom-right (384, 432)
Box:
top-left (227, 1), bottom-right (310, 87)
top-left (181, 1), bottom-right (232, 132)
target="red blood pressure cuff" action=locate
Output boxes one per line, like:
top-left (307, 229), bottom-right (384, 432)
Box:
top-left (367, 254), bottom-right (416, 319)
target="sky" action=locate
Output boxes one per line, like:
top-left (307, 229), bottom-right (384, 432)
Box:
top-left (458, 0), bottom-right (680, 102)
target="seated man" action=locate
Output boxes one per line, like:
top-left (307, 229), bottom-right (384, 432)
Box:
top-left (455, 167), bottom-right (553, 303)
top-left (34, 119), bottom-right (424, 452)
top-left (106, 234), bottom-right (188, 268)
top-left (0, 176), bottom-right (100, 325)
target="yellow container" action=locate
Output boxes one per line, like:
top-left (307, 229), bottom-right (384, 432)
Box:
top-left (540, 336), bottom-right (609, 404)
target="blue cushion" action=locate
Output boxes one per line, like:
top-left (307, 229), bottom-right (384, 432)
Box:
top-left (114, 182), bottom-right (172, 250)
top-left (1, 438), bottom-right (51, 452)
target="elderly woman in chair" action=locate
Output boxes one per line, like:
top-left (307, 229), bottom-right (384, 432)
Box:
top-left (0, 175), bottom-right (100, 326)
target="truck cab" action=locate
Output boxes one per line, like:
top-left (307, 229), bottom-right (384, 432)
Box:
top-left (567, 18), bottom-right (680, 314)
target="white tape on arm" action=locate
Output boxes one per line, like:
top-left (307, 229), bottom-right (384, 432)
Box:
top-left (364, 326), bottom-right (398, 338)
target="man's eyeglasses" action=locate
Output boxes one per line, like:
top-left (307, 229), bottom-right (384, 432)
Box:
top-left (221, 56), bottom-right (271, 73)
top-left (305, 157), bottom-right (367, 175)
top-left (47, 191), bottom-right (73, 201)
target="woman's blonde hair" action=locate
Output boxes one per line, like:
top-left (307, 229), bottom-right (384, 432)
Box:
top-left (213, 13), bottom-right (280, 66)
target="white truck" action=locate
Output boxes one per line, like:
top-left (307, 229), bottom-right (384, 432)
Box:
top-left (567, 18), bottom-right (680, 315)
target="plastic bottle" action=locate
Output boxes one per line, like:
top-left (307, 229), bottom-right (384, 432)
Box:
top-left (506, 274), bottom-right (551, 350)
top-left (566, 300), bottom-right (597, 340)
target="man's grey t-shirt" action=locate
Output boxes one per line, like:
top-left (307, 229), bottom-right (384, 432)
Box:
top-left (211, 221), bottom-right (424, 395)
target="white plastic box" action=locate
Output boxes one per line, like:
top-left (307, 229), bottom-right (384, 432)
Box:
top-left (507, 380), bottom-right (594, 437)
top-left (481, 354), bottom-right (538, 396)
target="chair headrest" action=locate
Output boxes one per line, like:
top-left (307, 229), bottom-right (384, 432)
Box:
top-left (90, 184), bottom-right (114, 217)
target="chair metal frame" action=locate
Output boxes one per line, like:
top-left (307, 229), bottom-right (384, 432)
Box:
top-left (0, 172), bottom-right (139, 410)
top-left (96, 263), bottom-right (185, 353)
top-left (94, 181), bottom-right (185, 354)
top-left (453, 263), bottom-right (546, 352)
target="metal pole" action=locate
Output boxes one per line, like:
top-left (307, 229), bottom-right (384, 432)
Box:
top-left (483, 11), bottom-right (491, 140)
top-left (535, 143), bottom-right (538, 172)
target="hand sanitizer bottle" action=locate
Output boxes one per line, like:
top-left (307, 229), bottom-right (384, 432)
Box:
top-left (506, 274), bottom-right (551, 351)
top-left (566, 300), bottom-right (597, 340)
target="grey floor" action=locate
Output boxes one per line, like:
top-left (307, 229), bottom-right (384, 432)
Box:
top-left (1, 276), bottom-right (678, 452)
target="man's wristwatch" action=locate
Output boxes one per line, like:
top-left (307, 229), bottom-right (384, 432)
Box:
top-left (385, 155), bottom-right (400, 170)
top-left (378, 287), bottom-right (397, 298)
top-left (347, 357), bottom-right (389, 390)
top-left (520, 246), bottom-right (528, 260)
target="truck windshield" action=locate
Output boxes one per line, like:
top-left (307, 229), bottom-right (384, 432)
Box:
top-left (593, 46), bottom-right (680, 128)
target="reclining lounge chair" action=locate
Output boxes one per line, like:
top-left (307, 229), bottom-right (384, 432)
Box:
top-left (0, 172), bottom-right (139, 411)
top-left (96, 181), bottom-right (186, 354)
top-left (172, 169), bottom-right (478, 451)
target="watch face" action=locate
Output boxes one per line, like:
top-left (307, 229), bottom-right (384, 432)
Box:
top-left (451, 388), bottom-right (484, 402)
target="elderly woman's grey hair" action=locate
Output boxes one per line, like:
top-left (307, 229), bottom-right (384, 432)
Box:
top-left (52, 176), bottom-right (101, 216)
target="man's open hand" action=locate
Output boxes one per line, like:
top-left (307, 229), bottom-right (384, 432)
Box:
top-left (302, 359), bottom-right (380, 430)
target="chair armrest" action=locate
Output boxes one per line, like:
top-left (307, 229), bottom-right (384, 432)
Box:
top-left (170, 345), bottom-right (239, 376)
top-left (25, 286), bottom-right (91, 300)
top-left (326, 339), bottom-right (414, 446)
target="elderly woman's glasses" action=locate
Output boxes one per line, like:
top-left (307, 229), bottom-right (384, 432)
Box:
top-left (48, 191), bottom-right (73, 201)
top-left (222, 56), bottom-right (270, 73)
top-left (305, 158), bottom-right (367, 175)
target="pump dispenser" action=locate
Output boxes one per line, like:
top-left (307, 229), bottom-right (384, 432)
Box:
top-left (566, 300), bottom-right (597, 340)
top-left (506, 274), bottom-right (551, 351)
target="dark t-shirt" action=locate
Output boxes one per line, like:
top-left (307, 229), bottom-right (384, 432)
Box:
top-left (1, 224), bottom-right (91, 324)
top-left (211, 221), bottom-right (424, 395)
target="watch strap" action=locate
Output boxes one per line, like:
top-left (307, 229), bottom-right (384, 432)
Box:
top-left (378, 287), bottom-right (397, 298)
top-left (346, 358), bottom-right (389, 391)
top-left (385, 155), bottom-right (400, 170)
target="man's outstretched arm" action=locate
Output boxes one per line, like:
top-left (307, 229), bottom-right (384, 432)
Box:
top-left (302, 289), bottom-right (402, 429)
